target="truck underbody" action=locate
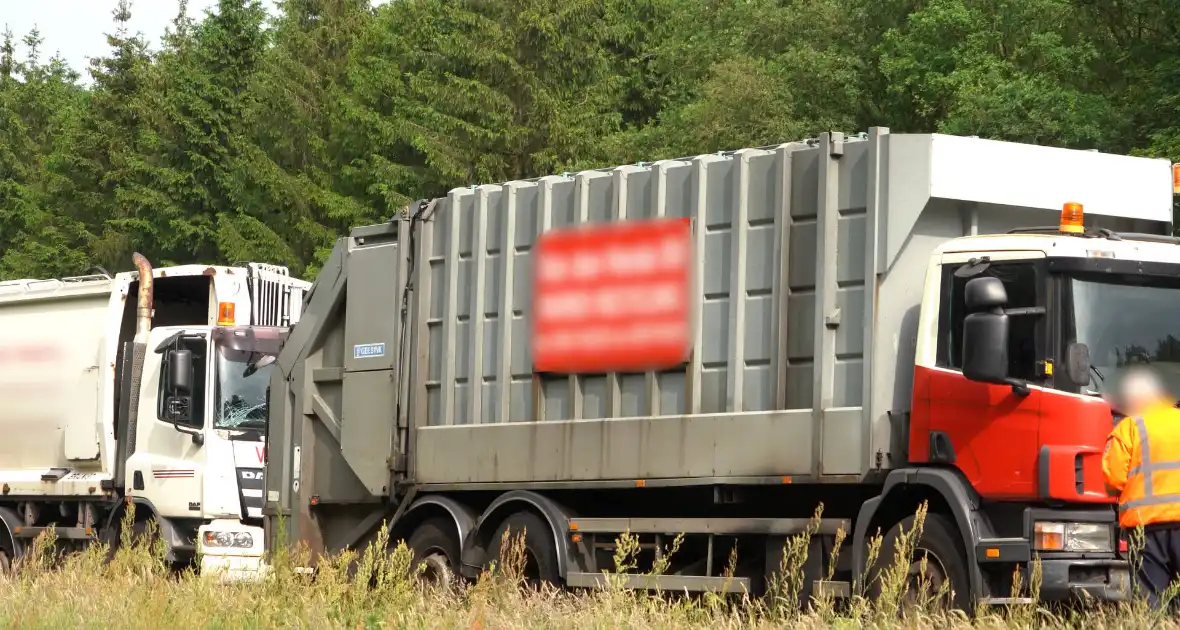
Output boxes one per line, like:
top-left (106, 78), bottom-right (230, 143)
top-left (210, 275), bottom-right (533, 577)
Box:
top-left (267, 473), bottom-right (1126, 606)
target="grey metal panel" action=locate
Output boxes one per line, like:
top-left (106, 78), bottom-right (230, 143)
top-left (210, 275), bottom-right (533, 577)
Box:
top-left (820, 408), bottom-right (862, 475)
top-left (343, 241), bottom-right (400, 373)
top-left (413, 410), bottom-right (816, 483)
top-left (341, 369), bottom-right (397, 495)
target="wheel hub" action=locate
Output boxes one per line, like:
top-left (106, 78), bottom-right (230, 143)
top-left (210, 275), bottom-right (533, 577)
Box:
top-left (903, 548), bottom-right (951, 608)
top-left (419, 551), bottom-right (453, 586)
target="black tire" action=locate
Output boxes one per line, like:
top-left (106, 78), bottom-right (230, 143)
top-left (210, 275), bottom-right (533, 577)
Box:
top-left (0, 532), bottom-right (13, 576)
top-left (132, 518), bottom-right (161, 551)
top-left (867, 513), bottom-right (971, 612)
top-left (487, 511), bottom-right (560, 588)
top-left (406, 517), bottom-right (461, 587)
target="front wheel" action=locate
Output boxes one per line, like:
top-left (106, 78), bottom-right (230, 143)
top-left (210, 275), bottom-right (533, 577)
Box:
top-left (867, 513), bottom-right (971, 612)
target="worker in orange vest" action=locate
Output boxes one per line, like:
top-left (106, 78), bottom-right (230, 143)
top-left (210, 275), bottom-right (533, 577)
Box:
top-left (1103, 366), bottom-right (1180, 607)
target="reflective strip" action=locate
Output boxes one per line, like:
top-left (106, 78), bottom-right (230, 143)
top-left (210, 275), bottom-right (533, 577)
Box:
top-left (1126, 461), bottom-right (1180, 479)
top-left (1137, 415), bottom-right (1152, 497)
top-left (1121, 415), bottom-right (1180, 513)
top-left (1124, 493), bottom-right (1180, 510)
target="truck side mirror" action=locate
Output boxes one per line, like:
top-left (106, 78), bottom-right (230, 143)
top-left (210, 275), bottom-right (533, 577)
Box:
top-left (1065, 342), bottom-right (1092, 387)
top-left (961, 277), bottom-right (1010, 385)
top-left (168, 348), bottom-right (194, 395)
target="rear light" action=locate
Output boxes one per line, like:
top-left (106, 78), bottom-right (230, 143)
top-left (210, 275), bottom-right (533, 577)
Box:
top-left (217, 302), bottom-right (236, 326)
top-left (1173, 163), bottom-right (1180, 195)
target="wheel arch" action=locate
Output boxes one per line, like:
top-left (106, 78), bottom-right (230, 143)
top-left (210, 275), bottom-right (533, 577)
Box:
top-left (853, 467), bottom-right (994, 600)
top-left (104, 497), bottom-right (184, 562)
top-left (460, 490), bottom-right (576, 580)
top-left (389, 494), bottom-right (477, 553)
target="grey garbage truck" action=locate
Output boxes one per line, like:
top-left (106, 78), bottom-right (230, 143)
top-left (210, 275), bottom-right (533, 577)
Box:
top-left (263, 127), bottom-right (1180, 607)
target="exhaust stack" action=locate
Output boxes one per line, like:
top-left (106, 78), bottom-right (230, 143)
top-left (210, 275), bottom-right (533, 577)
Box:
top-left (132, 252), bottom-right (154, 342)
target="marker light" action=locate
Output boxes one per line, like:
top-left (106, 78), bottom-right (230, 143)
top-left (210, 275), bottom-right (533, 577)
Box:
top-left (217, 302), bottom-right (236, 326)
top-left (1060, 202), bottom-right (1084, 235)
top-left (1173, 164), bottom-right (1180, 195)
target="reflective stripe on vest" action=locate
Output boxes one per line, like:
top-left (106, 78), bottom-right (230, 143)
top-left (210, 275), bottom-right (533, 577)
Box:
top-left (1122, 415), bottom-right (1180, 511)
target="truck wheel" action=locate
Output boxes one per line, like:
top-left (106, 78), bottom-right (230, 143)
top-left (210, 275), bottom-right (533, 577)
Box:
top-left (488, 511), bottom-right (560, 589)
top-left (867, 513), bottom-right (970, 612)
top-left (406, 518), bottom-right (460, 588)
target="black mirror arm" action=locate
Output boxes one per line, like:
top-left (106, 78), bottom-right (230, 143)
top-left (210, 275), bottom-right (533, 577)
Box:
top-left (1003, 306), bottom-right (1046, 317)
top-left (154, 332), bottom-right (184, 354)
top-left (1007, 378), bottom-right (1031, 397)
top-left (173, 423), bottom-right (205, 446)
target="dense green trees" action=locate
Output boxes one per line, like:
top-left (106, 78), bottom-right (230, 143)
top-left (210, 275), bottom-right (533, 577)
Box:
top-left (2, 0), bottom-right (1178, 280)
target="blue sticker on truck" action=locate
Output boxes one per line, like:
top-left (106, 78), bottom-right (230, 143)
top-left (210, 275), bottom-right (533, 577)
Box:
top-left (353, 343), bottom-right (386, 359)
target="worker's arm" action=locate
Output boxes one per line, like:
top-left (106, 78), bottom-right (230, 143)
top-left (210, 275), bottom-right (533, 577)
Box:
top-left (1103, 419), bottom-right (1135, 496)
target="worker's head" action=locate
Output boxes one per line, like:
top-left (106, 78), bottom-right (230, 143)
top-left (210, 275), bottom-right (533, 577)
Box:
top-left (1114, 366), bottom-right (1173, 416)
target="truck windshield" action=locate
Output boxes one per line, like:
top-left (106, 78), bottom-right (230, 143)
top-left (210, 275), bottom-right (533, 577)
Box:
top-left (216, 347), bottom-right (271, 431)
top-left (1070, 276), bottom-right (1180, 396)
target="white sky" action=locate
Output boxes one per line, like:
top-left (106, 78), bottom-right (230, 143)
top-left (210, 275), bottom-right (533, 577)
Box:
top-left (3, 1), bottom-right (386, 84)
top-left (3, 1), bottom-right (217, 76)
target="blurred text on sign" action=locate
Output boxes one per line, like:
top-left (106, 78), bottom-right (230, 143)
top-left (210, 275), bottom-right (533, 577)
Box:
top-left (532, 217), bottom-right (693, 374)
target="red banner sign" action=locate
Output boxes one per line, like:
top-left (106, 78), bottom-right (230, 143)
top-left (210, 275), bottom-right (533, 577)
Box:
top-left (532, 218), bottom-right (693, 374)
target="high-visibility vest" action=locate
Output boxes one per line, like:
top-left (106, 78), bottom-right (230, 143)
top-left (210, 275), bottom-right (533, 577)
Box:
top-left (1113, 410), bottom-right (1180, 529)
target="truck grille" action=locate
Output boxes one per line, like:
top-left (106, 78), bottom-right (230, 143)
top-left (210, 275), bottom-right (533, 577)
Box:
top-left (236, 467), bottom-right (265, 520)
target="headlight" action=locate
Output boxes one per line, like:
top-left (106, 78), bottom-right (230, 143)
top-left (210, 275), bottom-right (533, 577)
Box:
top-left (203, 531), bottom-right (254, 549)
top-left (1034, 522), bottom-right (1112, 552)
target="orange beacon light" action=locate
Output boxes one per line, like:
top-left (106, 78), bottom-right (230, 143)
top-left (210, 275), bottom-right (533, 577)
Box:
top-left (1059, 202), bottom-right (1084, 235)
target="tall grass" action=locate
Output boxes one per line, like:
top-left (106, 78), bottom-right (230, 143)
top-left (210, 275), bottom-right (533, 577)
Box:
top-left (0, 509), bottom-right (1177, 629)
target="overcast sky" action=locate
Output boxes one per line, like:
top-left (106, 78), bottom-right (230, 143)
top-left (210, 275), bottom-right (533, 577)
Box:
top-left (4, 1), bottom-right (216, 75)
top-left (6, 1), bottom-right (387, 83)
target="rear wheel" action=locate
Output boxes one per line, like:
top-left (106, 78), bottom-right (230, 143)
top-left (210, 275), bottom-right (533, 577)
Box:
top-left (406, 518), bottom-right (461, 588)
top-left (487, 511), bottom-right (560, 589)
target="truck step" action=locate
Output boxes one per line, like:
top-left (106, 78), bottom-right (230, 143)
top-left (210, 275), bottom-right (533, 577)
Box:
top-left (812, 580), bottom-right (850, 598)
top-left (12, 526), bottom-right (96, 540)
top-left (567, 571), bottom-right (751, 593)
top-left (980, 597), bottom-right (1035, 606)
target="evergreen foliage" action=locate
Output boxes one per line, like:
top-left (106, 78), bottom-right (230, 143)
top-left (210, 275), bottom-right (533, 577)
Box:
top-left (2, 0), bottom-right (1178, 280)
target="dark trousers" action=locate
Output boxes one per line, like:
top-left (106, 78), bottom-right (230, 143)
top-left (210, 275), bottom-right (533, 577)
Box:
top-left (1136, 525), bottom-right (1180, 608)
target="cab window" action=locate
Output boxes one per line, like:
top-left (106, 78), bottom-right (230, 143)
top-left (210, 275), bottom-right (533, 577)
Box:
top-left (936, 261), bottom-right (1042, 382)
top-left (157, 336), bottom-right (207, 429)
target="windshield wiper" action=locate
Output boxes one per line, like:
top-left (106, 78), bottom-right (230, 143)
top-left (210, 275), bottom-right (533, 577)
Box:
top-left (1091, 364), bottom-right (1105, 384)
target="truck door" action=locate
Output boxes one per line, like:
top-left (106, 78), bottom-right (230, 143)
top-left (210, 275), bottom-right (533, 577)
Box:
top-left (125, 329), bottom-right (211, 518)
top-left (912, 252), bottom-right (1048, 500)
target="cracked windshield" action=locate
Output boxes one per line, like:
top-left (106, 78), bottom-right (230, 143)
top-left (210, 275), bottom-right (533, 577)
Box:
top-left (1072, 276), bottom-right (1180, 397)
top-left (216, 346), bottom-right (271, 431)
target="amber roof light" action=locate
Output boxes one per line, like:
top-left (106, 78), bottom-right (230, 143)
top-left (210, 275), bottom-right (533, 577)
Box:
top-left (1060, 202), bottom-right (1084, 235)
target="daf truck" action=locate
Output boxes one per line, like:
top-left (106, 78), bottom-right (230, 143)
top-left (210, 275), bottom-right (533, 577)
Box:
top-left (0, 258), bottom-right (310, 580)
top-left (263, 127), bottom-right (1179, 607)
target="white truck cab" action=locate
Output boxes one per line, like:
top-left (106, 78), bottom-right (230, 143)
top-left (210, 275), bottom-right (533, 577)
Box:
top-left (138, 325), bottom-right (290, 580)
top-left (0, 259), bottom-right (308, 580)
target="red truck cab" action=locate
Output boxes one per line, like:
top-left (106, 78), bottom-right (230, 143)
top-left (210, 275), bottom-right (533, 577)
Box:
top-left (903, 202), bottom-right (1180, 601)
